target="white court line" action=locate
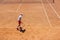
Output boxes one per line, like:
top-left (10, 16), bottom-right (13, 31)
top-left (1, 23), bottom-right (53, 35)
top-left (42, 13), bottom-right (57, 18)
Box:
top-left (0, 3), bottom-right (22, 13)
top-left (41, 0), bottom-right (52, 27)
top-left (0, 3), bottom-right (22, 28)
top-left (16, 3), bottom-right (22, 13)
top-left (16, 0), bottom-right (22, 13)
top-left (47, 0), bottom-right (60, 18)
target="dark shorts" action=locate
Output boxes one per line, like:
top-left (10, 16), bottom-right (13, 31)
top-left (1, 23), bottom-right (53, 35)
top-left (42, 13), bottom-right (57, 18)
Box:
top-left (18, 21), bottom-right (21, 25)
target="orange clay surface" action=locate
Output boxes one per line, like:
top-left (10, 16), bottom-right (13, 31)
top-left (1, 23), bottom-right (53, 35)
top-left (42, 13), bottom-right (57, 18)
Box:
top-left (0, 0), bottom-right (60, 40)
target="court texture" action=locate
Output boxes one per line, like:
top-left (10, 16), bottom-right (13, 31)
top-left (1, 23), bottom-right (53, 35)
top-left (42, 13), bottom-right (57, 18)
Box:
top-left (0, 0), bottom-right (60, 40)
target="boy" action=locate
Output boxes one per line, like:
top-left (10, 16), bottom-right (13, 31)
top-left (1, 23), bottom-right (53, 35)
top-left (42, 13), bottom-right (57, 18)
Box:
top-left (17, 13), bottom-right (25, 33)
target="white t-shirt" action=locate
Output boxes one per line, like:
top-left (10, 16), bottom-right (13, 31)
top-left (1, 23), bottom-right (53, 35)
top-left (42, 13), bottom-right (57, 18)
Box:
top-left (18, 15), bottom-right (22, 21)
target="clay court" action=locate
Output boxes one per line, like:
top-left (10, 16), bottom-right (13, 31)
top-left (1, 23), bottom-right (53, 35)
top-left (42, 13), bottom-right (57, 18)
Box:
top-left (0, 0), bottom-right (60, 40)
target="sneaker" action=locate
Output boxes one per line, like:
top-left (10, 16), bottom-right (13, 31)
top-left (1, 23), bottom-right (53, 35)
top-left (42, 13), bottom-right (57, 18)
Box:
top-left (16, 27), bottom-right (19, 30)
top-left (20, 29), bottom-right (26, 33)
top-left (20, 27), bottom-right (22, 30)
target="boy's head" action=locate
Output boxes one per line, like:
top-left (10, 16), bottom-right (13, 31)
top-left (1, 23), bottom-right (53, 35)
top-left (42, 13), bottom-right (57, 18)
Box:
top-left (20, 13), bottom-right (23, 16)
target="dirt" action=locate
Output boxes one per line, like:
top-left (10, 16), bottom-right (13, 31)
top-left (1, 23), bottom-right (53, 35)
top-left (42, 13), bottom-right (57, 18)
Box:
top-left (0, 0), bottom-right (60, 40)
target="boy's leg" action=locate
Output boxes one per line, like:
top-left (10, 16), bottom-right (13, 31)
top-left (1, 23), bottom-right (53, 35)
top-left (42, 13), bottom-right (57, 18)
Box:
top-left (17, 21), bottom-right (20, 30)
top-left (17, 21), bottom-right (25, 33)
top-left (17, 24), bottom-right (19, 30)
